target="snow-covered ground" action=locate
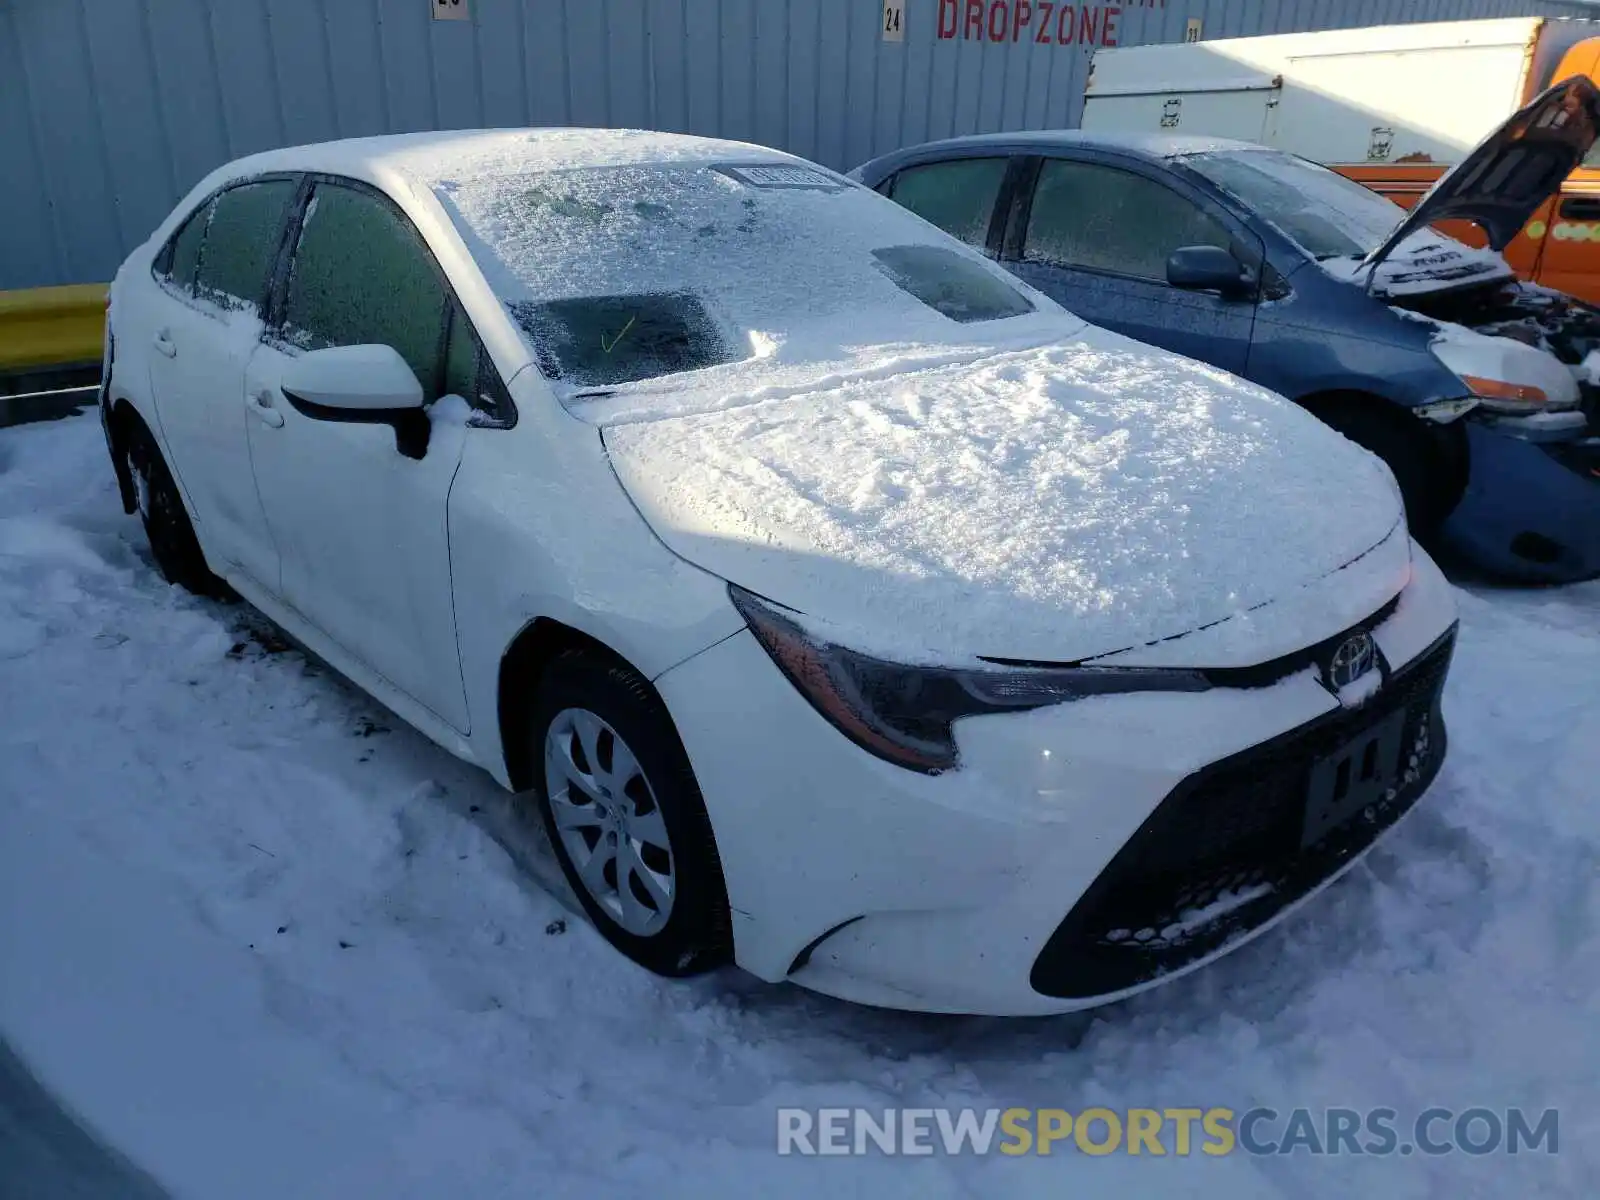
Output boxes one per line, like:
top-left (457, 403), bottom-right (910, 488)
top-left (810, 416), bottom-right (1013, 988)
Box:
top-left (1, 412), bottom-right (1596, 1198)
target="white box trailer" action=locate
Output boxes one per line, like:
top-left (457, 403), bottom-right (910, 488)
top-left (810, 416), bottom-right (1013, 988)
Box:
top-left (1081, 17), bottom-right (1569, 164)
top-left (1081, 17), bottom-right (1600, 301)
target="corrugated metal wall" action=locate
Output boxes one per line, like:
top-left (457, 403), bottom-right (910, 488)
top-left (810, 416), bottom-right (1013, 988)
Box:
top-left (2, 0), bottom-right (1597, 288)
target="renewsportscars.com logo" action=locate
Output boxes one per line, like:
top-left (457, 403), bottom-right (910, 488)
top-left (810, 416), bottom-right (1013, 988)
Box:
top-left (776, 1106), bottom-right (1560, 1157)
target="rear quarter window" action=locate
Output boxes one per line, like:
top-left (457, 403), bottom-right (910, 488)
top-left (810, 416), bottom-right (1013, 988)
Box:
top-left (154, 201), bottom-right (211, 293)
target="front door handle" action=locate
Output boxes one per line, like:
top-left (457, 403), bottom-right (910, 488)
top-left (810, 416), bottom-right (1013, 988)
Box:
top-left (246, 388), bottom-right (285, 429)
top-left (152, 330), bottom-right (176, 358)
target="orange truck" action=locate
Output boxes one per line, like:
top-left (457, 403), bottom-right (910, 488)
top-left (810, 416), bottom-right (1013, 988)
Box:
top-left (1082, 17), bottom-right (1600, 303)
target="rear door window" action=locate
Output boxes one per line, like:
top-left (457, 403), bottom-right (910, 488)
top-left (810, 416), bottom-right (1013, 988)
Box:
top-left (889, 158), bottom-right (1010, 250)
top-left (1023, 159), bottom-right (1231, 281)
top-left (194, 180), bottom-right (297, 313)
top-left (281, 182), bottom-right (449, 399)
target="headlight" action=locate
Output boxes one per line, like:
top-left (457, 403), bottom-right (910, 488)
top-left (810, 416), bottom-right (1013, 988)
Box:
top-left (1430, 335), bottom-right (1580, 414)
top-left (1457, 374), bottom-right (1549, 414)
top-left (729, 585), bottom-right (1209, 774)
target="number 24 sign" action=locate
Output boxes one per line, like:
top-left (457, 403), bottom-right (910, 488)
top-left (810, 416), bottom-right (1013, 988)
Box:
top-left (883, 2), bottom-right (905, 41)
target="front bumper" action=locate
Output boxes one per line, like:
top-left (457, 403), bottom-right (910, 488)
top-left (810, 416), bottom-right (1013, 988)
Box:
top-left (1439, 418), bottom-right (1600, 583)
top-left (655, 545), bottom-right (1459, 1016)
top-left (1029, 625), bottom-right (1450, 1000)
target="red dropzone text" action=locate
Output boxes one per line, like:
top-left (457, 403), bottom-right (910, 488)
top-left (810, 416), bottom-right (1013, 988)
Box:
top-left (938, 1), bottom-right (1166, 47)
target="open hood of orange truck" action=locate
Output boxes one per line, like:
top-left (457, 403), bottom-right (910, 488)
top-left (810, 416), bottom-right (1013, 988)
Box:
top-left (1362, 76), bottom-right (1600, 282)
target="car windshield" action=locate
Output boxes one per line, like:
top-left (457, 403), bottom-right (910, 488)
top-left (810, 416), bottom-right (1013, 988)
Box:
top-left (1180, 149), bottom-right (1407, 261)
top-left (434, 162), bottom-right (1036, 388)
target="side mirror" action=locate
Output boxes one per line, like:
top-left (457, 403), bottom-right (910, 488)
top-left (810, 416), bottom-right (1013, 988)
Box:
top-left (279, 344), bottom-right (424, 412)
top-left (1166, 245), bottom-right (1254, 298)
top-left (279, 345), bottom-right (430, 459)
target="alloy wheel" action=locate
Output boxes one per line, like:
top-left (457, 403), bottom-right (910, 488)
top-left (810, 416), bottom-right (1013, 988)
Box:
top-left (543, 707), bottom-right (676, 937)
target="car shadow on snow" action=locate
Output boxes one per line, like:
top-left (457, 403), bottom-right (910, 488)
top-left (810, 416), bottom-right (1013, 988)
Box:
top-left (210, 598), bottom-right (592, 913)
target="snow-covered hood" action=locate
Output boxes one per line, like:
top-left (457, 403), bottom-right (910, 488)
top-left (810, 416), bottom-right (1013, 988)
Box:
top-left (600, 326), bottom-right (1405, 665)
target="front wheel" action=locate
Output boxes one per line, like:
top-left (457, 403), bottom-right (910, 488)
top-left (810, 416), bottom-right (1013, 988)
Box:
top-left (529, 650), bottom-right (732, 977)
top-left (1309, 399), bottom-right (1461, 539)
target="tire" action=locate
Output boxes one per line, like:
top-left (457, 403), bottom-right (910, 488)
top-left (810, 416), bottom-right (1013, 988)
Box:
top-left (1310, 399), bottom-right (1455, 538)
top-left (122, 419), bottom-right (230, 598)
top-left (529, 650), bottom-right (732, 976)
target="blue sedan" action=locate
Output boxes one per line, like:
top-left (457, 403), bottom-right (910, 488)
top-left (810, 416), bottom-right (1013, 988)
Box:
top-left (852, 82), bottom-right (1600, 584)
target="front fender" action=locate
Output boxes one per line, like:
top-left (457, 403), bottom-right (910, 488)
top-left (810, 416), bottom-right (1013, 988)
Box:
top-left (447, 396), bottom-right (747, 789)
top-left (1250, 259), bottom-right (1470, 410)
top-left (1251, 317), bottom-right (1457, 410)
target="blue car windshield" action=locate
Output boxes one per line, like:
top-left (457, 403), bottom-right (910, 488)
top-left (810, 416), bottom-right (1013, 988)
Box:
top-left (1181, 149), bottom-right (1407, 261)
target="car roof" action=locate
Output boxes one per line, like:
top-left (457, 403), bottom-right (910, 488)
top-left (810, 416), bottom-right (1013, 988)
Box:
top-left (197, 128), bottom-right (808, 197)
top-left (856, 129), bottom-right (1265, 174)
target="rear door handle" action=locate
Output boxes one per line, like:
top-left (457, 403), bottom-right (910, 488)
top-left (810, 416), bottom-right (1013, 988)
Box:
top-left (246, 388), bottom-right (285, 429)
top-left (152, 330), bottom-right (176, 358)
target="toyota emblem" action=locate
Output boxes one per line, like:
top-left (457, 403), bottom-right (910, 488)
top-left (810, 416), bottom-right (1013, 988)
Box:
top-left (1327, 632), bottom-right (1378, 691)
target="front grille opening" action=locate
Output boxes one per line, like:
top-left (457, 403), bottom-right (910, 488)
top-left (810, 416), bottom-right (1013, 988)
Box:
top-left (1029, 627), bottom-right (1456, 1001)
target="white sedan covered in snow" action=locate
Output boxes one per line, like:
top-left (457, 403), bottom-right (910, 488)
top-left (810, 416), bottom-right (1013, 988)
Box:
top-left (100, 130), bottom-right (1458, 1015)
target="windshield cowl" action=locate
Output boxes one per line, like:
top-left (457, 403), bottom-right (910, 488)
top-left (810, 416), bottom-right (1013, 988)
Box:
top-left (558, 314), bottom-right (1085, 427)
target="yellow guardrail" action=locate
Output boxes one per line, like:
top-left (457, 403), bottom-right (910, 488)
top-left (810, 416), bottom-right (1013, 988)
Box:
top-left (0, 284), bottom-right (108, 374)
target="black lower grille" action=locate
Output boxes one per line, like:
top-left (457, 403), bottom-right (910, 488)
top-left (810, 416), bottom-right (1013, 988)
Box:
top-left (1030, 625), bottom-right (1456, 1001)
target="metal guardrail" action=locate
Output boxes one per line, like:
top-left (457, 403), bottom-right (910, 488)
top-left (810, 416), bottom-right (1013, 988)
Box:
top-left (0, 284), bottom-right (107, 375)
top-left (0, 286), bottom-right (107, 428)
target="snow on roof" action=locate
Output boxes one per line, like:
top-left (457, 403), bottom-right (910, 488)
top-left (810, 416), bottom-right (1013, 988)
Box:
top-left (143, 127), bottom-right (813, 262)
top-left (856, 129), bottom-right (1265, 180)
top-left (205, 128), bottom-right (804, 195)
